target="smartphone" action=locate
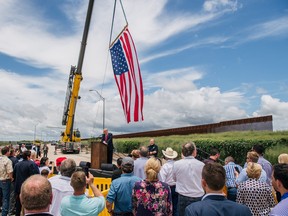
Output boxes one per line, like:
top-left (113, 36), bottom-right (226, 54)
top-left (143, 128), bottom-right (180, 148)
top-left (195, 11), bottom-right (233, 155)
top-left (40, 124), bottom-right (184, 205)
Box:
top-left (235, 167), bottom-right (240, 174)
top-left (84, 166), bottom-right (89, 177)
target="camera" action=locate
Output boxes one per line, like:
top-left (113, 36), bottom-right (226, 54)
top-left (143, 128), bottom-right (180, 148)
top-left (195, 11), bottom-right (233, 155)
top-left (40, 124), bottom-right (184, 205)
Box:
top-left (79, 161), bottom-right (91, 177)
top-left (84, 166), bottom-right (89, 177)
top-left (235, 167), bottom-right (240, 174)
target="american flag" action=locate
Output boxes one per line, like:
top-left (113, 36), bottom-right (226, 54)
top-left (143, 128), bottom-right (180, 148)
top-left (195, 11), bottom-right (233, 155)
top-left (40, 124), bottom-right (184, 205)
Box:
top-left (110, 27), bottom-right (144, 123)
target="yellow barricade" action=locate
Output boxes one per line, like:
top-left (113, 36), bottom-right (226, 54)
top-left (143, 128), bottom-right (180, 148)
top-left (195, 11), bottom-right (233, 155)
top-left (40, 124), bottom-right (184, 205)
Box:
top-left (99, 189), bottom-right (110, 216)
top-left (88, 177), bottom-right (112, 196)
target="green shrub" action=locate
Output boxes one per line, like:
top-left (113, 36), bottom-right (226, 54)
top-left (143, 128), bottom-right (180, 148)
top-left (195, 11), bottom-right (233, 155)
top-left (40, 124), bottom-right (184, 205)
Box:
top-left (115, 140), bottom-right (141, 153)
top-left (107, 131), bottom-right (288, 166)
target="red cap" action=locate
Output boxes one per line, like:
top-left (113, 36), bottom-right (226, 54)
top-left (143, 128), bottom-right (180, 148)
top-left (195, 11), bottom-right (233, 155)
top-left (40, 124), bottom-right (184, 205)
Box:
top-left (56, 157), bottom-right (67, 167)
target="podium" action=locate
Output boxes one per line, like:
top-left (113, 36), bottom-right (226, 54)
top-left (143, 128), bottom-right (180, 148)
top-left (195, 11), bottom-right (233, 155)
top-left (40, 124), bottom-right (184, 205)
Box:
top-left (91, 141), bottom-right (107, 169)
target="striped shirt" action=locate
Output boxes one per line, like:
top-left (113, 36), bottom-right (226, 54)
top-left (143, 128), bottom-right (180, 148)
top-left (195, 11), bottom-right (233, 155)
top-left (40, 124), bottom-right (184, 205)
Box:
top-left (224, 162), bottom-right (242, 188)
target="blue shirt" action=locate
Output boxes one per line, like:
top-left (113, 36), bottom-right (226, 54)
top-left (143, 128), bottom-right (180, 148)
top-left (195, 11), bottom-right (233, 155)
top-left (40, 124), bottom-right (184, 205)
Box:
top-left (270, 193), bottom-right (288, 216)
top-left (107, 173), bottom-right (141, 213)
top-left (235, 167), bottom-right (267, 185)
top-left (257, 156), bottom-right (273, 185)
top-left (224, 162), bottom-right (243, 188)
top-left (134, 157), bottom-right (148, 179)
top-left (60, 194), bottom-right (105, 216)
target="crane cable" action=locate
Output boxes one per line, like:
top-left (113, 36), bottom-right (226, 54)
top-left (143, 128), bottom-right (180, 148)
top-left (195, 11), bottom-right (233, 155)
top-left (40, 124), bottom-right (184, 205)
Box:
top-left (95, 0), bottom-right (128, 129)
top-left (102, 0), bottom-right (128, 93)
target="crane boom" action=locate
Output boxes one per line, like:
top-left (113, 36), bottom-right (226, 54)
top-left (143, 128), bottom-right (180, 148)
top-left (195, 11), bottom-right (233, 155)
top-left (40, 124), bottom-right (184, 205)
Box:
top-left (61, 0), bottom-right (95, 152)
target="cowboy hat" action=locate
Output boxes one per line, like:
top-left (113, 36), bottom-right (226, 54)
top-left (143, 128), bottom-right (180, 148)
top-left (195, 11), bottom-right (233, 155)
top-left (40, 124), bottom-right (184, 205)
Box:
top-left (162, 147), bottom-right (178, 159)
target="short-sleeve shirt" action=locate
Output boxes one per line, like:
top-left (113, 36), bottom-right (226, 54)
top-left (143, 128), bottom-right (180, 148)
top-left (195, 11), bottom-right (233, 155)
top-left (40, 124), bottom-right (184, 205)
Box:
top-left (60, 194), bottom-right (105, 216)
top-left (0, 155), bottom-right (13, 180)
top-left (107, 173), bottom-right (141, 213)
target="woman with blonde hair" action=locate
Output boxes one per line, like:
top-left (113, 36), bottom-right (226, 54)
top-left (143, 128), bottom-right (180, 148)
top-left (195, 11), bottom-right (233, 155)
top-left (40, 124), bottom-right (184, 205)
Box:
top-left (237, 162), bottom-right (275, 215)
top-left (132, 157), bottom-right (172, 216)
top-left (278, 153), bottom-right (288, 164)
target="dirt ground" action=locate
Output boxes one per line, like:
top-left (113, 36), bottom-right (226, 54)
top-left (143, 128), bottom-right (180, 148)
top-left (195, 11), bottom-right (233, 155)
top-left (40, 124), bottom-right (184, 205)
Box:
top-left (46, 144), bottom-right (91, 166)
top-left (45, 144), bottom-right (126, 167)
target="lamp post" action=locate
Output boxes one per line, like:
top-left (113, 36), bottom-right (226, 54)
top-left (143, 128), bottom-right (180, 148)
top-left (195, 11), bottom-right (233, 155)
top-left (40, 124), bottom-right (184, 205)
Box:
top-left (89, 89), bottom-right (105, 130)
top-left (34, 123), bottom-right (39, 143)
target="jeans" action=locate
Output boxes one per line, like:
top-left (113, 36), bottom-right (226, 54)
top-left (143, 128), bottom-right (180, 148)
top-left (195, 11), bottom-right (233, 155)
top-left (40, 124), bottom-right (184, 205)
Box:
top-left (178, 194), bottom-right (201, 216)
top-left (9, 182), bottom-right (16, 214)
top-left (0, 179), bottom-right (11, 216)
top-left (227, 187), bottom-right (237, 202)
top-left (15, 194), bottom-right (22, 216)
top-left (170, 185), bottom-right (179, 216)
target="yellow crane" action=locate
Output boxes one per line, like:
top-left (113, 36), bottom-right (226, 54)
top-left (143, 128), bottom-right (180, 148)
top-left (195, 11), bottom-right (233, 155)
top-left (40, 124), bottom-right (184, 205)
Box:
top-left (60, 0), bottom-right (94, 154)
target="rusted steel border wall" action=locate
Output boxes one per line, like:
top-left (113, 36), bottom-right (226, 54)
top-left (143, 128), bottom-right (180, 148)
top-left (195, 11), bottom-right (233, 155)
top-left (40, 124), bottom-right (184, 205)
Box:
top-left (113, 115), bottom-right (273, 138)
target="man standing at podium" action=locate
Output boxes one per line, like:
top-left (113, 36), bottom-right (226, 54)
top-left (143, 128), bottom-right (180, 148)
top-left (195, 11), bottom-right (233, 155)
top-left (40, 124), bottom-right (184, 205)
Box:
top-left (101, 128), bottom-right (114, 164)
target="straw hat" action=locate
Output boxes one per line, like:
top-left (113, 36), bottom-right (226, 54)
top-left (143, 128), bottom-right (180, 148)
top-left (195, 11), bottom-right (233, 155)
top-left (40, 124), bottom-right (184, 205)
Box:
top-left (162, 147), bottom-right (178, 159)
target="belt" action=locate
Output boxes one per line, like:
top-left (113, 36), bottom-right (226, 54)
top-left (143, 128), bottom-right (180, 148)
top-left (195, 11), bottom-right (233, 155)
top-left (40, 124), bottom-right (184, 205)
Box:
top-left (179, 193), bottom-right (202, 200)
top-left (113, 212), bottom-right (133, 216)
top-left (0, 179), bottom-right (11, 181)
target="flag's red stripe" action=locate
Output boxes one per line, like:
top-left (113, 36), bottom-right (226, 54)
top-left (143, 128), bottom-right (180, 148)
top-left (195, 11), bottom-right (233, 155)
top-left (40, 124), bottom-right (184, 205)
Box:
top-left (122, 30), bottom-right (140, 121)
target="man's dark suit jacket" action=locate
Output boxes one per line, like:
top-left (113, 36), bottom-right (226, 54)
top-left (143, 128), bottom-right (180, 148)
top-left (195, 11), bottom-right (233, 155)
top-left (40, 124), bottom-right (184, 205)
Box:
top-left (13, 159), bottom-right (40, 194)
top-left (101, 133), bottom-right (114, 151)
top-left (101, 132), bottom-right (114, 163)
top-left (185, 194), bottom-right (252, 216)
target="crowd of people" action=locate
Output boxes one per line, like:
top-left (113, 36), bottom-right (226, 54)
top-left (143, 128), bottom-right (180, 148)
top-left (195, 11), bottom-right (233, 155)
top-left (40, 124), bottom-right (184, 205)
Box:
top-left (0, 138), bottom-right (287, 216)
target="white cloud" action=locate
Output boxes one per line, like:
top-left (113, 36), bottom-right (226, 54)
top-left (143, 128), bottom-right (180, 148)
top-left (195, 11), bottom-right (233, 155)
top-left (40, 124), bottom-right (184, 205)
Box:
top-left (253, 95), bottom-right (288, 130)
top-left (144, 67), bottom-right (203, 92)
top-left (203, 0), bottom-right (239, 12)
top-left (0, 0), bottom-right (286, 140)
top-left (141, 36), bottom-right (230, 64)
top-left (245, 16), bottom-right (288, 41)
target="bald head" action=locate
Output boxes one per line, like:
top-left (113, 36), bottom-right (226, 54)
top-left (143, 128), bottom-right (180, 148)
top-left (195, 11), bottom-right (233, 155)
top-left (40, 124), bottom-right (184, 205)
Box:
top-left (182, 142), bottom-right (196, 157)
top-left (20, 175), bottom-right (52, 211)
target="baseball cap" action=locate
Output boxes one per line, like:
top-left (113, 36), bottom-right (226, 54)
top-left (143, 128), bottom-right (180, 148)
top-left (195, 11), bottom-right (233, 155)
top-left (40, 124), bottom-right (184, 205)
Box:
top-left (56, 157), bottom-right (67, 167)
top-left (121, 157), bottom-right (134, 167)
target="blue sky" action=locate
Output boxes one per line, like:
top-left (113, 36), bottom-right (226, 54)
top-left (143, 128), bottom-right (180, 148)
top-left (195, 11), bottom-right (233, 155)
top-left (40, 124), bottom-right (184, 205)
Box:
top-left (0, 0), bottom-right (287, 141)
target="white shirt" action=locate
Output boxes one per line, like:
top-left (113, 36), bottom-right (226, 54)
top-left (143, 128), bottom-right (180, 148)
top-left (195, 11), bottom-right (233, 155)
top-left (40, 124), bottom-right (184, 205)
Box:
top-left (159, 160), bottom-right (176, 186)
top-left (202, 193), bottom-right (225, 200)
top-left (49, 175), bottom-right (74, 216)
top-left (173, 156), bottom-right (204, 198)
top-left (21, 147), bottom-right (27, 152)
top-left (39, 166), bottom-right (50, 173)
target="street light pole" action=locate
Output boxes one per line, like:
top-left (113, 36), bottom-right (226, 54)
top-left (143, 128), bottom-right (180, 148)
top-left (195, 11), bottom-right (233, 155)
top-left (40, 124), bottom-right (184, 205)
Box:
top-left (34, 123), bottom-right (39, 143)
top-left (89, 89), bottom-right (105, 130)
